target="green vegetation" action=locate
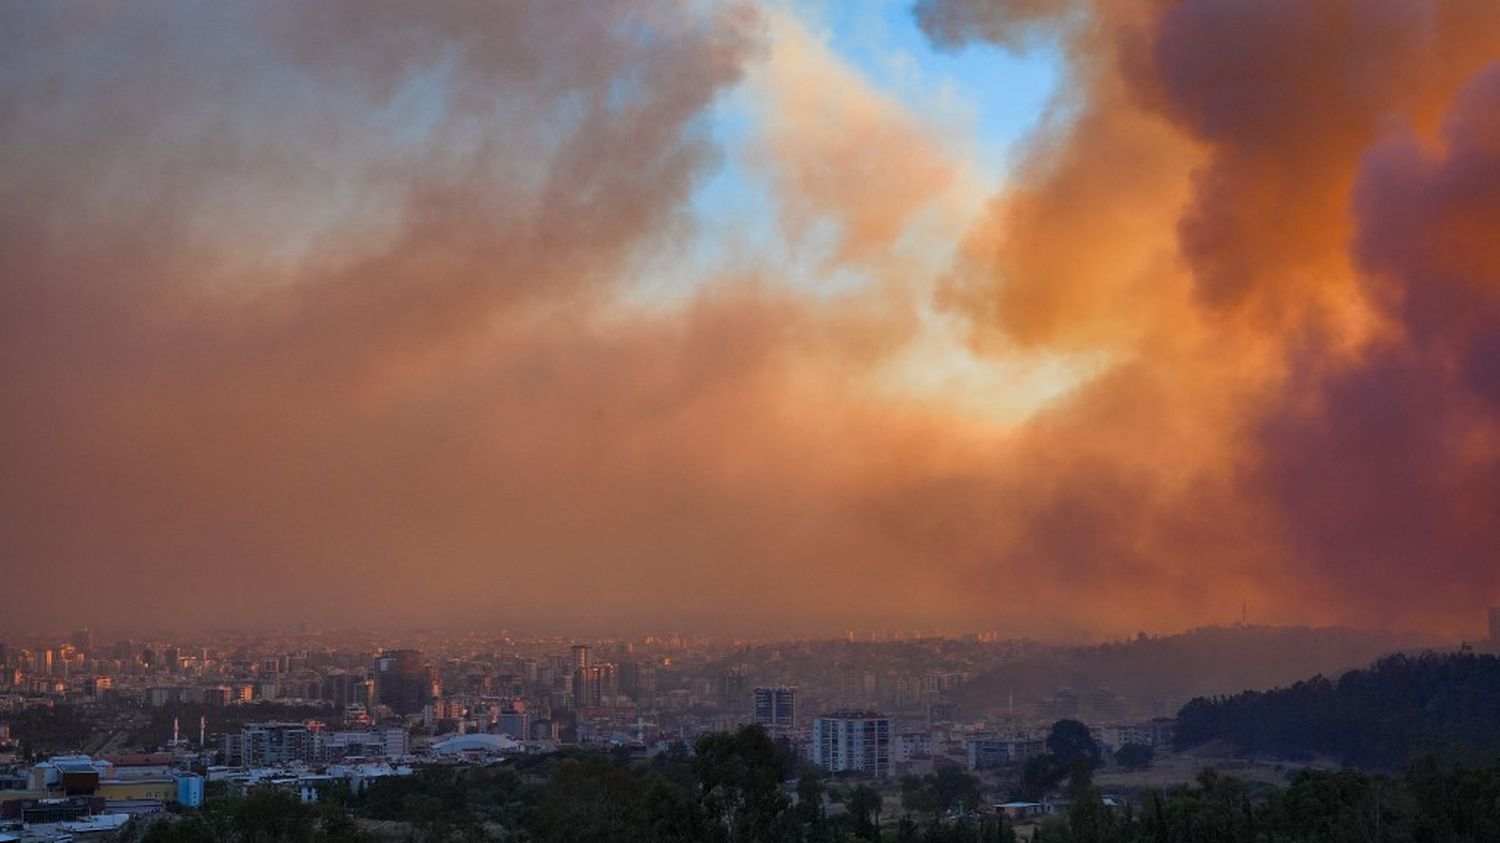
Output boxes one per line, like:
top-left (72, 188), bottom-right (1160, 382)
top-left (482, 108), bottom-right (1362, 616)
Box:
top-left (1011, 721), bottom-right (1103, 802)
top-left (111, 726), bottom-right (1015, 842)
top-left (5, 703), bottom-right (93, 757)
top-left (106, 724), bottom-right (1500, 843)
top-left (900, 767), bottom-right (983, 822)
top-left (1034, 763), bottom-right (1500, 843)
top-left (1112, 744), bottom-right (1153, 771)
top-left (1174, 652), bottom-right (1500, 768)
top-left (113, 788), bottom-right (364, 843)
top-left (134, 701), bottom-right (337, 748)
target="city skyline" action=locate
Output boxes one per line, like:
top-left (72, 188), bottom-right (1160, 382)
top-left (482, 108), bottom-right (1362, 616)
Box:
top-left (5, 1), bottom-right (1500, 638)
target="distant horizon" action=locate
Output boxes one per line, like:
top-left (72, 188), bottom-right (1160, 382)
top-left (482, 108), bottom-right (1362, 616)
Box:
top-left (0, 619), bottom-right (1462, 651)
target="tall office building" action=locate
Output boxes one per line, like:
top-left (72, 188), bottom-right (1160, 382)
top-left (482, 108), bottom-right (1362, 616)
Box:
top-left (718, 669), bottom-right (749, 714)
top-left (573, 663), bottom-right (616, 708)
top-left (569, 644), bottom-right (591, 675)
top-left (811, 711), bottom-right (891, 777)
top-left (617, 661), bottom-right (640, 699)
top-left (375, 650), bottom-right (437, 715)
top-left (323, 671), bottom-right (375, 710)
top-left (617, 661), bottom-right (657, 701)
top-left (753, 687), bottom-right (796, 732)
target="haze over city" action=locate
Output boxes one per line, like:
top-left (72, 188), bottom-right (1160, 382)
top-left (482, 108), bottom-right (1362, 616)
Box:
top-left (5, 0), bottom-right (1500, 642)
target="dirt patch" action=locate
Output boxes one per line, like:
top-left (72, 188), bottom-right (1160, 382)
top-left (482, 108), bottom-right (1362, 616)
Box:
top-left (1095, 751), bottom-right (1303, 790)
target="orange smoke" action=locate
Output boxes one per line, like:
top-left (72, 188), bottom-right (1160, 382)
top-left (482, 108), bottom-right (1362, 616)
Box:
top-left (2, 1), bottom-right (1499, 639)
top-left (918, 0), bottom-right (1500, 636)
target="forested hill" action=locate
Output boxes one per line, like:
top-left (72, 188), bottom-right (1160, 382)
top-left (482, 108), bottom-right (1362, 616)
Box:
top-left (1174, 651), bottom-right (1500, 770)
top-left (954, 624), bottom-right (1424, 716)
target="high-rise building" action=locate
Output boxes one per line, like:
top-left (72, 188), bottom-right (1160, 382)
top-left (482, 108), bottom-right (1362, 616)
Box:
top-left (617, 661), bottom-right (640, 699)
top-left (718, 669), bottom-right (749, 714)
top-left (324, 671), bottom-right (374, 710)
top-left (753, 687), bottom-right (796, 732)
top-left (1040, 688), bottom-right (1080, 721)
top-left (569, 644), bottom-right (591, 675)
top-left (573, 663), bottom-right (616, 708)
top-left (811, 711), bottom-right (891, 777)
top-left (928, 701), bottom-right (961, 724)
top-left (69, 628), bottom-right (93, 655)
top-left (237, 722), bottom-right (314, 766)
top-left (375, 650), bottom-right (436, 715)
top-left (616, 660), bottom-right (658, 702)
top-left (840, 667), bottom-right (871, 705)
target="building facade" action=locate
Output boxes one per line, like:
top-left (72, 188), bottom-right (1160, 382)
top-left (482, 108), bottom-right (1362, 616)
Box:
top-left (752, 687), bottom-right (796, 732)
top-left (811, 711), bottom-right (890, 777)
top-left (375, 650), bottom-right (437, 715)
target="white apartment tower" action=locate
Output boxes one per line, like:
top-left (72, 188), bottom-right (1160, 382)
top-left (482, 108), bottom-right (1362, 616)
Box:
top-left (811, 710), bottom-right (891, 777)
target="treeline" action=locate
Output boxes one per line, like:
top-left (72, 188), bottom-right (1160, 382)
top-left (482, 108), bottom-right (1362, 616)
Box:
top-left (111, 742), bottom-right (1500, 842)
top-left (132, 700), bottom-right (336, 748)
top-left (1032, 762), bottom-right (1500, 843)
top-left (4, 703), bottom-right (94, 757)
top-left (115, 726), bottom-right (1017, 843)
top-left (1174, 651), bottom-right (1500, 768)
top-left (956, 625), bottom-right (1420, 713)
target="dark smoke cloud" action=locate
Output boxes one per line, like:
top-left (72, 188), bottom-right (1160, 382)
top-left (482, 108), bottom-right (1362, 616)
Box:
top-left (4, 0), bottom-right (1500, 638)
top-left (920, 0), bottom-right (1500, 635)
top-left (1258, 64), bottom-right (1500, 627)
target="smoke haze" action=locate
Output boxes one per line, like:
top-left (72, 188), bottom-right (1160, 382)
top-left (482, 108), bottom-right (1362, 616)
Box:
top-left (3, 1), bottom-right (1498, 638)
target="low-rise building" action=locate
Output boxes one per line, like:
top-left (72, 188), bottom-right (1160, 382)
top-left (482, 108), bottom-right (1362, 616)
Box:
top-left (966, 736), bottom-right (1046, 770)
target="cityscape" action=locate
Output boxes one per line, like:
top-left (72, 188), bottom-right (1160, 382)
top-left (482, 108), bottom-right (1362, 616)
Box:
top-left (0, 614), bottom-right (1497, 839)
top-left (5, 0), bottom-right (1500, 841)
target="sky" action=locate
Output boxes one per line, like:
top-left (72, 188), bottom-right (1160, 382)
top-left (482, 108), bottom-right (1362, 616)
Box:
top-left (3, 0), bottom-right (1500, 640)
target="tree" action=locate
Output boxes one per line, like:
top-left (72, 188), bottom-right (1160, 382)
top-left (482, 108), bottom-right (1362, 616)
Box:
top-left (137, 815), bottom-right (222, 843)
top-left (230, 788), bottom-right (317, 842)
top-left (640, 771), bottom-right (715, 843)
top-left (1172, 653), bottom-right (1500, 769)
top-left (899, 767), bottom-right (979, 824)
top-left (1067, 756), bottom-right (1095, 800)
top-left (533, 756), bottom-right (645, 843)
top-left (693, 725), bottom-right (791, 842)
top-left (1018, 754), bottom-right (1066, 802)
top-left (796, 771), bottom-right (826, 825)
top-left (1046, 720), bottom-right (1101, 767)
top-left (902, 775), bottom-right (941, 821)
top-left (1067, 790), bottom-right (1121, 843)
top-left (931, 767), bottom-right (980, 814)
top-left (847, 784), bottom-right (882, 840)
top-left (1115, 743), bottom-right (1155, 771)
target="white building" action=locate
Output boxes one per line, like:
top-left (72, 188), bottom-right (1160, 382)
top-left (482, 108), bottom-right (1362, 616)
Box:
top-left (319, 726), bottom-right (408, 760)
top-left (893, 731), bottom-right (933, 763)
top-left (811, 711), bottom-right (890, 777)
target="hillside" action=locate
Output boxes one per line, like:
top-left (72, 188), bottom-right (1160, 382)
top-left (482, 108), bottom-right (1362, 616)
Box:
top-left (1174, 651), bottom-right (1500, 769)
top-left (954, 624), bottom-right (1426, 717)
